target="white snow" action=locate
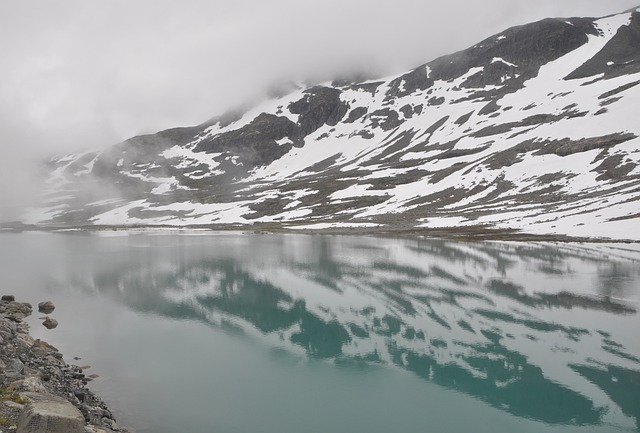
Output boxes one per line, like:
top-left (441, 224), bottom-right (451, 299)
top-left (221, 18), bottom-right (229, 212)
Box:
top-left (30, 9), bottom-right (640, 240)
top-left (491, 57), bottom-right (517, 68)
top-left (289, 222), bottom-right (381, 230)
top-left (329, 183), bottom-right (385, 200)
top-left (161, 145), bottom-right (223, 178)
top-left (275, 137), bottom-right (294, 146)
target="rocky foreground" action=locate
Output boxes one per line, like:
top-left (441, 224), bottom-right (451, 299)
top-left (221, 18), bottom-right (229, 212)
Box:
top-left (0, 296), bottom-right (129, 433)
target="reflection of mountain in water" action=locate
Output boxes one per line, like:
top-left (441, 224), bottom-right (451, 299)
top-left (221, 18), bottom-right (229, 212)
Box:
top-left (64, 236), bottom-right (640, 429)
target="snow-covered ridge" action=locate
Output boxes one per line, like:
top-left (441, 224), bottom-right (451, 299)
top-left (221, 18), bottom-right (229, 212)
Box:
top-left (28, 7), bottom-right (640, 240)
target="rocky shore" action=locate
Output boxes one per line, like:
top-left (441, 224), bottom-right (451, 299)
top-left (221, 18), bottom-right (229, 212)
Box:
top-left (0, 296), bottom-right (129, 433)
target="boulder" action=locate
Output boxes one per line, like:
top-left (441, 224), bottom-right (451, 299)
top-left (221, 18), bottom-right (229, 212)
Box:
top-left (42, 317), bottom-right (58, 330)
top-left (1, 294), bottom-right (16, 302)
top-left (17, 393), bottom-right (85, 433)
top-left (11, 376), bottom-right (48, 393)
top-left (5, 358), bottom-right (25, 379)
top-left (38, 301), bottom-right (56, 314)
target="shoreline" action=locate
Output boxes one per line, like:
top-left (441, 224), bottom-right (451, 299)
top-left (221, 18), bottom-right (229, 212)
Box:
top-left (2, 221), bottom-right (640, 244)
top-left (0, 297), bottom-right (129, 433)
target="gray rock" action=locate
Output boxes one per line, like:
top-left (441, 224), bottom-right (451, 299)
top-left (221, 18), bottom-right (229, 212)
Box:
top-left (17, 393), bottom-right (85, 433)
top-left (5, 358), bottom-right (25, 379)
top-left (42, 317), bottom-right (58, 330)
top-left (0, 301), bottom-right (33, 322)
top-left (38, 301), bottom-right (56, 315)
top-left (0, 317), bottom-right (17, 338)
top-left (31, 339), bottom-right (59, 358)
top-left (1, 294), bottom-right (15, 302)
top-left (11, 376), bottom-right (47, 393)
top-left (3, 399), bottom-right (25, 410)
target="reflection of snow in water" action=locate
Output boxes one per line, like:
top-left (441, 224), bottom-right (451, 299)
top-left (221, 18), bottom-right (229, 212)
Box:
top-left (0, 232), bottom-right (634, 429)
top-left (40, 233), bottom-right (640, 429)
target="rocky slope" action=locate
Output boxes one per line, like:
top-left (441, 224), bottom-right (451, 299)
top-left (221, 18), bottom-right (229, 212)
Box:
top-left (0, 297), bottom-right (128, 433)
top-left (29, 7), bottom-right (640, 240)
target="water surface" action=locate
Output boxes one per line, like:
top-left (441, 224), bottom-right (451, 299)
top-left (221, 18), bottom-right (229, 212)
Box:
top-left (1, 232), bottom-right (639, 433)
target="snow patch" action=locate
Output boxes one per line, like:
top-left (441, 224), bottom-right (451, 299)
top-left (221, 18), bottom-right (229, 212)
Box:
top-left (491, 57), bottom-right (517, 68)
top-left (289, 222), bottom-right (381, 230)
top-left (275, 137), bottom-right (294, 146)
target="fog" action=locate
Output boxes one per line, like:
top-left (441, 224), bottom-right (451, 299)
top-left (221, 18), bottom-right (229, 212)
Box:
top-left (0, 0), bottom-right (638, 220)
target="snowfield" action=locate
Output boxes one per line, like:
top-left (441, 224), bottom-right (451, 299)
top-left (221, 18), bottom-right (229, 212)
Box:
top-left (27, 8), bottom-right (640, 241)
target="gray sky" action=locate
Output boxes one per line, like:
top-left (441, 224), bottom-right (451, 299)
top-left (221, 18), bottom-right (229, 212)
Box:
top-left (1, 0), bottom-right (639, 153)
top-left (0, 0), bottom-right (638, 219)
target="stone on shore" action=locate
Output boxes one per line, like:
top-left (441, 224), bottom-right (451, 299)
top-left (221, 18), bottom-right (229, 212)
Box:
top-left (1, 295), bottom-right (16, 302)
top-left (38, 301), bottom-right (55, 315)
top-left (1, 297), bottom-right (129, 432)
top-left (42, 317), bottom-right (58, 330)
top-left (0, 301), bottom-right (33, 322)
top-left (16, 393), bottom-right (85, 433)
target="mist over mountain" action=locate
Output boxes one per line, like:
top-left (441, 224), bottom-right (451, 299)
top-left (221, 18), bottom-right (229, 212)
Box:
top-left (15, 6), bottom-right (640, 241)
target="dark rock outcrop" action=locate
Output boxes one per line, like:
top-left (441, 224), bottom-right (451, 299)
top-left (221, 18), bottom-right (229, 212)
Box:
top-left (195, 113), bottom-right (300, 167)
top-left (289, 86), bottom-right (349, 135)
top-left (567, 11), bottom-right (640, 80)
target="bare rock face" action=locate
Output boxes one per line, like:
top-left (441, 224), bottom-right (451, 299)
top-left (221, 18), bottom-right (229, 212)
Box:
top-left (38, 301), bottom-right (55, 315)
top-left (17, 393), bottom-right (85, 433)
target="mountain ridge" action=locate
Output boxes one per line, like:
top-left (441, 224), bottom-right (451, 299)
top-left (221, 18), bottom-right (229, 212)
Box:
top-left (28, 7), bottom-right (640, 240)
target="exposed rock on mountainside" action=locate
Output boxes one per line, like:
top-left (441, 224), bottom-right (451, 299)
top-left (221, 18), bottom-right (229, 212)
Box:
top-left (30, 8), bottom-right (640, 240)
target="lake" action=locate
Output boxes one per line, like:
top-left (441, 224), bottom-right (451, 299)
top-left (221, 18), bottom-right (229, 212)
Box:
top-left (1, 231), bottom-right (639, 433)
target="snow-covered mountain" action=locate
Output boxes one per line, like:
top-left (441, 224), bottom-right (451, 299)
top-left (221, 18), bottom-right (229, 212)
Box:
top-left (30, 7), bottom-right (640, 240)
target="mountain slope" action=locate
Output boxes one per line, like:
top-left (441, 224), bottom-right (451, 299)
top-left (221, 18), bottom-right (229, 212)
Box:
top-left (31, 7), bottom-right (640, 240)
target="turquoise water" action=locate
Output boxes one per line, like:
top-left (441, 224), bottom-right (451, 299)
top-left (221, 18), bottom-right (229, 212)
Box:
top-left (1, 232), bottom-right (639, 433)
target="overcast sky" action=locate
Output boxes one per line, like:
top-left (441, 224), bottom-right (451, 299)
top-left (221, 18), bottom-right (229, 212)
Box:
top-left (0, 0), bottom-right (639, 219)
top-left (1, 0), bottom-right (638, 156)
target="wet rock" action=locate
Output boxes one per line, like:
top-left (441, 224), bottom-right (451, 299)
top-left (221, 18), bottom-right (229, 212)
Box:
top-left (1, 295), bottom-right (16, 302)
top-left (38, 301), bottom-right (55, 315)
top-left (17, 393), bottom-right (85, 433)
top-left (42, 317), bottom-right (59, 330)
